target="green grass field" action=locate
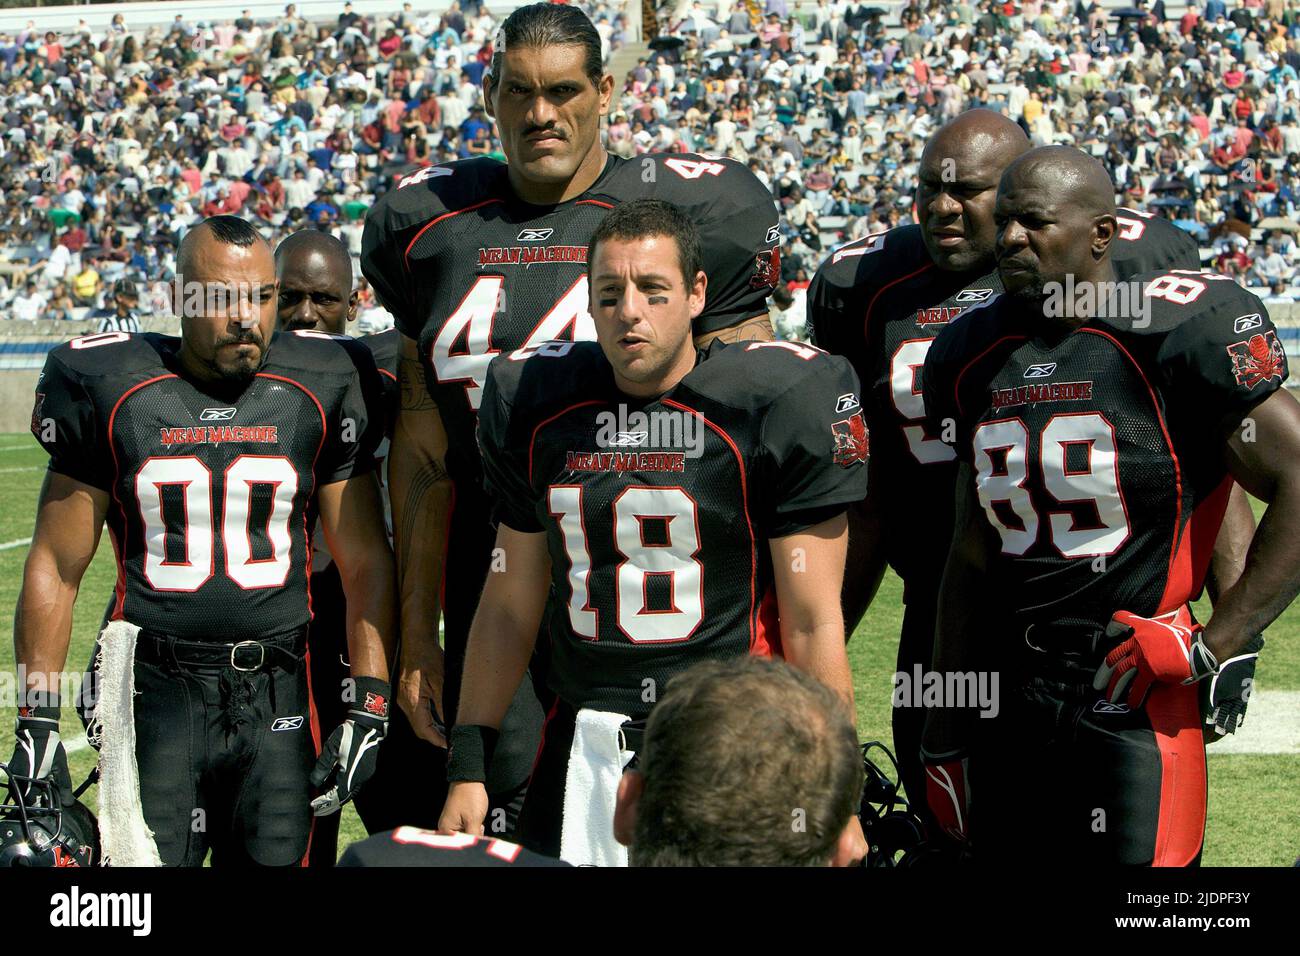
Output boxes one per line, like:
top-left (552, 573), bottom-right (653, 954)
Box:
top-left (1, 433), bottom-right (1296, 865)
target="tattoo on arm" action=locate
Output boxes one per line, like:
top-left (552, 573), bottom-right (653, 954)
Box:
top-left (399, 355), bottom-right (437, 411)
top-left (397, 456), bottom-right (450, 573)
top-left (693, 313), bottom-right (776, 348)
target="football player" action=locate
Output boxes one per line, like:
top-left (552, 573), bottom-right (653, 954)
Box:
top-left (340, 657), bottom-right (864, 867)
top-left (362, 2), bottom-right (781, 828)
top-left (274, 230), bottom-right (408, 863)
top-left (10, 216), bottom-right (395, 866)
top-left (436, 199), bottom-right (867, 861)
top-left (806, 109), bottom-right (1256, 827)
top-left (921, 148), bottom-right (1300, 864)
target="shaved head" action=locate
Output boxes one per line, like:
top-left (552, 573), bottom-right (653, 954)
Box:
top-left (274, 230), bottom-right (357, 334)
top-left (916, 109), bottom-right (1031, 272)
top-left (995, 146), bottom-right (1119, 318)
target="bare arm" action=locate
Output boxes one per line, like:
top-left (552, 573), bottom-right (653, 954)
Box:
top-left (921, 462), bottom-right (997, 757)
top-left (389, 333), bottom-right (454, 742)
top-left (316, 472), bottom-right (395, 683)
top-left (1204, 481), bottom-right (1255, 603)
top-left (692, 312), bottom-right (775, 348)
top-left (453, 524), bottom-right (552, 730)
top-left (15, 472), bottom-right (108, 690)
top-left (439, 523), bottom-right (550, 834)
top-left (770, 513), bottom-right (856, 721)
top-left (841, 454), bottom-right (889, 637)
top-left (1202, 390), bottom-right (1300, 661)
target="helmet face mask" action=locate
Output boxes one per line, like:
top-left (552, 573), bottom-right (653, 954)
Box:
top-left (0, 765), bottom-right (98, 868)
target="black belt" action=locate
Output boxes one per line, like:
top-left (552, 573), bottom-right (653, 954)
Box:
top-left (134, 628), bottom-right (308, 673)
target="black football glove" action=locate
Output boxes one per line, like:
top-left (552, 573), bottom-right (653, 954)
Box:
top-left (1201, 634), bottom-right (1264, 741)
top-left (5, 695), bottom-right (73, 804)
top-left (310, 676), bottom-right (389, 816)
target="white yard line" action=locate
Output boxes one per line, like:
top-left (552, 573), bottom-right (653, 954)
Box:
top-left (0, 446), bottom-right (32, 453)
top-left (0, 537), bottom-right (32, 551)
top-left (0, 466), bottom-right (39, 474)
top-left (1207, 690), bottom-right (1300, 756)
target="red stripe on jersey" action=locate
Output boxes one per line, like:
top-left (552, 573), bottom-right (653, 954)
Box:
top-left (403, 199), bottom-right (505, 265)
top-left (300, 645), bottom-right (322, 867)
top-left (528, 401), bottom-right (605, 485)
top-left (952, 336), bottom-right (1027, 418)
top-left (576, 199), bottom-right (615, 209)
top-left (1078, 328), bottom-right (1185, 614)
top-left (378, 368), bottom-right (398, 383)
top-left (750, 586), bottom-right (782, 658)
top-left (528, 696), bottom-right (562, 786)
top-left (863, 260), bottom-right (933, 347)
top-left (257, 372), bottom-right (328, 621)
top-left (1145, 679), bottom-right (1207, 866)
top-left (1160, 475), bottom-right (1233, 615)
top-left (108, 373), bottom-right (178, 611)
top-left (660, 398), bottom-right (758, 651)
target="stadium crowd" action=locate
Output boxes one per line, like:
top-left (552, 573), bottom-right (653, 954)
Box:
top-left (3, 0), bottom-right (1300, 329)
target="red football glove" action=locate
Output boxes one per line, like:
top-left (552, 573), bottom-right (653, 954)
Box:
top-left (921, 751), bottom-right (971, 844)
top-left (1093, 609), bottom-right (1219, 710)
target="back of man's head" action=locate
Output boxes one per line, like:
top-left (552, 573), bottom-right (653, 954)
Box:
top-left (619, 658), bottom-right (862, 867)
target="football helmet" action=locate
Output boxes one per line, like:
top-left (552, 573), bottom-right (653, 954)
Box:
top-left (0, 763), bottom-right (99, 867)
top-left (858, 741), bottom-right (949, 868)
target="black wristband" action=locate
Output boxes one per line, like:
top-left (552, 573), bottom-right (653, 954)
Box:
top-left (17, 690), bottom-right (60, 722)
top-left (447, 724), bottom-right (499, 783)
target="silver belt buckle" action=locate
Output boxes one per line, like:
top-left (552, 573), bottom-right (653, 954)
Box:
top-left (230, 641), bottom-right (265, 672)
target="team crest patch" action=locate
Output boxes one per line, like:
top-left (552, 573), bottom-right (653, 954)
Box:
top-left (750, 248), bottom-right (781, 290)
top-left (363, 691), bottom-right (389, 718)
top-left (831, 411), bottom-right (869, 467)
top-left (1227, 331), bottom-right (1286, 389)
top-left (30, 392), bottom-right (44, 435)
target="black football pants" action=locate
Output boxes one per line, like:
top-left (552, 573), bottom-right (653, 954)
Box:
top-left (133, 642), bottom-right (314, 867)
top-left (970, 673), bottom-right (1206, 866)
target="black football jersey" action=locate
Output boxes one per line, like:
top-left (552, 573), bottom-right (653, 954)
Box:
top-left (361, 153), bottom-right (780, 487)
top-left (805, 213), bottom-right (1200, 590)
top-left (360, 327), bottom-right (400, 437)
top-left (1110, 207), bottom-right (1202, 279)
top-left (312, 327), bottom-right (400, 573)
top-left (807, 225), bottom-right (999, 589)
top-left (32, 330), bottom-right (385, 640)
top-left (338, 828), bottom-right (570, 867)
top-left (477, 340), bottom-right (868, 716)
top-left (923, 271), bottom-right (1284, 638)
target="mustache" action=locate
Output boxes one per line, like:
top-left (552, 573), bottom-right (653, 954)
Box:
top-left (215, 330), bottom-right (265, 348)
top-left (524, 125), bottom-right (566, 139)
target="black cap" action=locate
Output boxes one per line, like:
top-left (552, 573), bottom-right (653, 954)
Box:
top-left (113, 278), bottom-right (139, 297)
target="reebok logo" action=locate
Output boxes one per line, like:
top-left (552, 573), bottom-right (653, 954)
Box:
top-left (271, 716), bottom-right (304, 732)
top-left (954, 288), bottom-right (995, 302)
top-left (1233, 313), bottom-right (1263, 334)
top-left (200, 407), bottom-right (237, 421)
top-left (835, 393), bottom-right (860, 413)
top-left (1093, 699), bottom-right (1130, 715)
top-left (1024, 363), bottom-right (1057, 379)
top-left (517, 228), bottom-right (554, 241)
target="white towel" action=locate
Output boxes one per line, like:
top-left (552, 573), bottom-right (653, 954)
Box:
top-left (94, 621), bottom-right (163, 867)
top-left (560, 709), bottom-right (636, 867)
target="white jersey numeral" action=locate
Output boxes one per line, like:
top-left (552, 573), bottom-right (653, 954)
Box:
top-left (432, 276), bottom-right (595, 408)
top-left (972, 412), bottom-right (1131, 557)
top-left (890, 338), bottom-right (957, 465)
top-left (548, 485), bottom-right (704, 643)
top-left (135, 455), bottom-right (300, 591)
